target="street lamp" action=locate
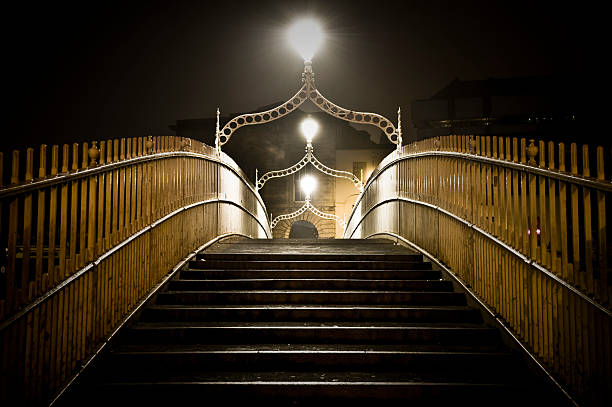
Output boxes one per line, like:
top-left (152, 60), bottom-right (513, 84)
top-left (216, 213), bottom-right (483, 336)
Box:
top-left (301, 117), bottom-right (318, 145)
top-left (300, 175), bottom-right (316, 200)
top-left (288, 18), bottom-right (324, 62)
top-left (215, 19), bottom-right (402, 154)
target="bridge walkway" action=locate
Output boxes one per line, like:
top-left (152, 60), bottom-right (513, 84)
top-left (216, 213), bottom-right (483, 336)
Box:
top-left (58, 238), bottom-right (567, 405)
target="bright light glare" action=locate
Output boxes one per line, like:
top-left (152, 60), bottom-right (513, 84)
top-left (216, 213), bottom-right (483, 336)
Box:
top-left (301, 117), bottom-right (319, 142)
top-left (288, 18), bottom-right (323, 61)
top-left (300, 175), bottom-right (317, 197)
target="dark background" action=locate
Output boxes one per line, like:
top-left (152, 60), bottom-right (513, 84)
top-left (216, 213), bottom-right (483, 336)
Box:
top-left (2, 0), bottom-right (593, 154)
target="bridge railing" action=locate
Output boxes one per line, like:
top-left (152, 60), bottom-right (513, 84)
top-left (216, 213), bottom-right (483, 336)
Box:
top-left (0, 136), bottom-right (271, 404)
top-left (344, 134), bottom-right (611, 406)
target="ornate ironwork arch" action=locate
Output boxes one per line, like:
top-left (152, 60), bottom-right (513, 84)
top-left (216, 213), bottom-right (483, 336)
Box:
top-left (218, 85), bottom-right (308, 147)
top-left (216, 62), bottom-right (402, 149)
top-left (256, 145), bottom-right (362, 191)
top-left (270, 199), bottom-right (344, 229)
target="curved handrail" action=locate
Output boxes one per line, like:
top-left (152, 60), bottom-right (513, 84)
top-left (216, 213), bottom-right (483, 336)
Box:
top-left (0, 135), bottom-right (272, 405)
top-left (346, 139), bottom-right (611, 229)
top-left (343, 133), bottom-right (612, 406)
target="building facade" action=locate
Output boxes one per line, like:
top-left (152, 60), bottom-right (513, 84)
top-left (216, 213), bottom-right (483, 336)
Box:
top-left (411, 76), bottom-right (585, 144)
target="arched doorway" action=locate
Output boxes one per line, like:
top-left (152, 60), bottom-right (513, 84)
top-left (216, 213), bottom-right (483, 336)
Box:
top-left (289, 220), bottom-right (319, 239)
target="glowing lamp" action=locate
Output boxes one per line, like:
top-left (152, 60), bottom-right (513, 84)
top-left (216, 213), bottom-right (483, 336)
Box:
top-left (301, 117), bottom-right (319, 143)
top-left (300, 175), bottom-right (317, 198)
top-left (288, 18), bottom-right (323, 61)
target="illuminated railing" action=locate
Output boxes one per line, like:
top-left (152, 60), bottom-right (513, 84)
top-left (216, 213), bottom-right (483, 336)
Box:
top-left (344, 134), bottom-right (611, 406)
top-left (0, 136), bottom-right (271, 404)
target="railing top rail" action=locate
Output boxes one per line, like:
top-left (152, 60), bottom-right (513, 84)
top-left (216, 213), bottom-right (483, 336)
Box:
top-left (346, 134), bottom-right (610, 236)
top-left (0, 141), bottom-right (267, 213)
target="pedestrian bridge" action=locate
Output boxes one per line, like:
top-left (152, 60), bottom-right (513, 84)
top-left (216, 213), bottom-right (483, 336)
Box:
top-left (0, 134), bottom-right (610, 405)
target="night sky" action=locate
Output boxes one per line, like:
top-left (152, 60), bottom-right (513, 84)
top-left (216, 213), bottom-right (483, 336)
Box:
top-left (4, 0), bottom-right (591, 154)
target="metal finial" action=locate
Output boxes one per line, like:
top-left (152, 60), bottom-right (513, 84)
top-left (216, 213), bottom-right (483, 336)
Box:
top-left (396, 107), bottom-right (403, 152)
top-left (215, 107), bottom-right (221, 155)
top-left (397, 107), bottom-right (402, 134)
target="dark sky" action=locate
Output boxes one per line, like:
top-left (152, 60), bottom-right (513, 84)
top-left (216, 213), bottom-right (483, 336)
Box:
top-left (4, 0), bottom-right (590, 153)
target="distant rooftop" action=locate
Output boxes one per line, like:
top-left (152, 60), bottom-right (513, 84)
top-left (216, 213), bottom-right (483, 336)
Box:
top-left (430, 76), bottom-right (578, 100)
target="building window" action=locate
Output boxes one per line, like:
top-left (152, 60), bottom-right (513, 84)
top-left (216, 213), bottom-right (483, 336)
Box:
top-left (352, 162), bottom-right (367, 183)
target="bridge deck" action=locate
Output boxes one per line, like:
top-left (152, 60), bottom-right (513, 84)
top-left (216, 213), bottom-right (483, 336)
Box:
top-left (58, 238), bottom-right (568, 406)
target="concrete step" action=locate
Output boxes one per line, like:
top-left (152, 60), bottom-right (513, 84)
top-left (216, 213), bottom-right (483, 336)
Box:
top-left (120, 322), bottom-right (500, 345)
top-left (198, 253), bottom-right (423, 262)
top-left (112, 343), bottom-right (507, 354)
top-left (100, 348), bottom-right (518, 380)
top-left (58, 238), bottom-right (567, 406)
top-left (189, 260), bottom-right (432, 270)
top-left (167, 278), bottom-right (452, 291)
top-left (140, 305), bottom-right (483, 323)
top-left (222, 238), bottom-right (394, 245)
top-left (180, 268), bottom-right (442, 280)
top-left (155, 291), bottom-right (467, 306)
top-left (81, 380), bottom-right (548, 406)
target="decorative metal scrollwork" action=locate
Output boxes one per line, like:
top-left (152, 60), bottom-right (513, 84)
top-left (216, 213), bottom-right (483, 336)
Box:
top-left (270, 199), bottom-right (344, 229)
top-left (310, 154), bottom-right (362, 189)
top-left (216, 62), bottom-right (401, 150)
top-left (257, 154), bottom-right (310, 190)
top-left (217, 84), bottom-right (308, 147)
top-left (257, 145), bottom-right (362, 191)
top-left (307, 88), bottom-right (399, 145)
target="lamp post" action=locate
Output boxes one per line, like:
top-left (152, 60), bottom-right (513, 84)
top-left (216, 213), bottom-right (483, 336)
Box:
top-left (214, 19), bottom-right (402, 155)
top-left (215, 18), bottom-right (402, 231)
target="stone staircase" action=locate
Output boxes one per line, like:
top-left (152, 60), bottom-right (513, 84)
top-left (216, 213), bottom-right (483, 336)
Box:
top-left (59, 238), bottom-right (566, 406)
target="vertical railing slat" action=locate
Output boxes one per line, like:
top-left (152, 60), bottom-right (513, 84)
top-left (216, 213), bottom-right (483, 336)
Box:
top-left (104, 141), bottom-right (113, 251)
top-left (68, 144), bottom-right (79, 276)
top-left (87, 145), bottom-right (98, 262)
top-left (558, 143), bottom-right (569, 282)
top-left (96, 142), bottom-right (105, 256)
top-left (581, 145), bottom-right (594, 296)
top-left (47, 145), bottom-right (59, 289)
top-left (520, 139), bottom-right (529, 257)
top-left (78, 143), bottom-right (88, 268)
top-left (7, 151), bottom-right (20, 312)
top-left (35, 145), bottom-right (47, 296)
top-left (570, 143), bottom-right (581, 288)
top-left (527, 141), bottom-right (539, 263)
top-left (547, 142), bottom-right (559, 275)
top-left (595, 147), bottom-right (608, 304)
top-left (111, 139), bottom-right (119, 246)
top-left (22, 148), bottom-right (34, 302)
top-left (538, 140), bottom-right (549, 268)
top-left (58, 145), bottom-right (69, 281)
